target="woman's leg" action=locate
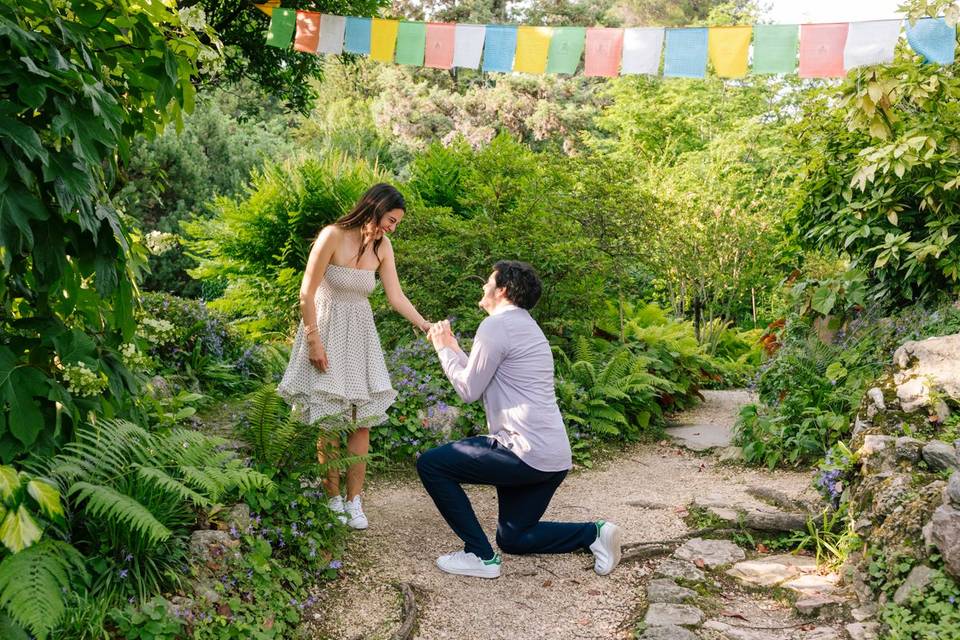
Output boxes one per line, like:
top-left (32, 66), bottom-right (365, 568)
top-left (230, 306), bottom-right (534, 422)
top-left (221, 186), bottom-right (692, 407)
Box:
top-left (344, 426), bottom-right (370, 500)
top-left (316, 436), bottom-right (341, 497)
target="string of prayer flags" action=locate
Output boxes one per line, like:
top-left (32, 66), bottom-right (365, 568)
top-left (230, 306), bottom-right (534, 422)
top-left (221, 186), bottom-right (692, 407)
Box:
top-left (798, 23), bottom-right (848, 78)
top-left (905, 17), bottom-right (957, 65)
top-left (254, 0), bottom-right (280, 17)
top-left (546, 27), bottom-right (586, 74)
top-left (396, 22), bottom-right (427, 65)
top-left (266, 8), bottom-right (296, 48)
top-left (343, 17), bottom-right (372, 54)
top-left (621, 27), bottom-right (664, 75)
top-left (584, 28), bottom-right (623, 77)
top-left (318, 14), bottom-right (346, 55)
top-left (708, 26), bottom-right (751, 78)
top-left (294, 11), bottom-right (321, 53)
top-left (453, 24), bottom-right (485, 69)
top-left (751, 24), bottom-right (798, 74)
top-left (844, 20), bottom-right (901, 69)
top-left (514, 26), bottom-right (553, 74)
top-left (483, 25), bottom-right (518, 72)
top-left (425, 23), bottom-right (456, 69)
top-left (370, 18), bottom-right (399, 62)
top-left (664, 27), bottom-right (708, 78)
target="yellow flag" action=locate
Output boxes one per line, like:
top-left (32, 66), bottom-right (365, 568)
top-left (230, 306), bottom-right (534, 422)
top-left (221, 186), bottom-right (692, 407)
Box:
top-left (254, 0), bottom-right (280, 17)
top-left (370, 18), bottom-right (400, 62)
top-left (514, 26), bottom-right (553, 74)
top-left (708, 26), bottom-right (752, 78)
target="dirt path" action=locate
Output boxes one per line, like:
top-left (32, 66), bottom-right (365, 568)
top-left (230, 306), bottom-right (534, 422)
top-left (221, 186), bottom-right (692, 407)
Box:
top-left (305, 391), bottom-right (818, 640)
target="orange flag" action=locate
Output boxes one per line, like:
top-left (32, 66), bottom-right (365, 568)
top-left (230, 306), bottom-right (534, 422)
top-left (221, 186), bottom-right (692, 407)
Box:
top-left (294, 11), bottom-right (322, 53)
top-left (425, 22), bottom-right (456, 69)
top-left (584, 28), bottom-right (623, 77)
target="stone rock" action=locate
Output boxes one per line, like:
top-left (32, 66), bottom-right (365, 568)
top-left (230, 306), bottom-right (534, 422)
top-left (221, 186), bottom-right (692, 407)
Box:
top-left (718, 446), bottom-right (744, 463)
top-left (922, 440), bottom-right (959, 472)
top-left (795, 594), bottom-right (847, 615)
top-left (705, 505), bottom-right (809, 532)
top-left (867, 387), bottom-right (886, 411)
top-left (852, 415), bottom-right (871, 438)
top-left (851, 604), bottom-right (877, 621)
top-left (780, 572), bottom-right (840, 596)
top-left (655, 559), bottom-right (706, 583)
top-left (894, 437), bottom-right (925, 462)
top-left (188, 530), bottom-right (237, 563)
top-left (726, 554), bottom-right (817, 587)
top-left (647, 578), bottom-right (697, 604)
top-left (927, 504), bottom-right (960, 578)
top-left (644, 603), bottom-right (703, 627)
top-left (845, 622), bottom-right (880, 640)
top-left (892, 565), bottom-right (936, 605)
top-left (191, 579), bottom-right (221, 604)
top-left (860, 435), bottom-right (895, 455)
top-left (933, 398), bottom-right (952, 423)
top-left (225, 503), bottom-right (250, 534)
top-left (674, 538), bottom-right (745, 569)
top-left (664, 423), bottom-right (733, 452)
top-left (701, 621), bottom-right (774, 640)
top-left (895, 376), bottom-right (929, 413)
top-left (804, 628), bottom-right (843, 640)
top-left (893, 333), bottom-right (960, 406)
top-left (870, 474), bottom-right (913, 520)
top-left (947, 472), bottom-right (960, 507)
top-left (745, 486), bottom-right (813, 512)
top-left (637, 624), bottom-right (699, 640)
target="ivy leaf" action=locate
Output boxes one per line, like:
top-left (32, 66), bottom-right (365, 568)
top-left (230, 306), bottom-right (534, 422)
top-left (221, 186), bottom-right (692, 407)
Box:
top-left (0, 505), bottom-right (43, 553)
top-left (27, 480), bottom-right (62, 519)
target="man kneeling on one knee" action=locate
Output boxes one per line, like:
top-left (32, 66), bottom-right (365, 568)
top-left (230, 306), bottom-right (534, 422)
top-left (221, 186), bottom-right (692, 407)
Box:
top-left (417, 260), bottom-right (622, 579)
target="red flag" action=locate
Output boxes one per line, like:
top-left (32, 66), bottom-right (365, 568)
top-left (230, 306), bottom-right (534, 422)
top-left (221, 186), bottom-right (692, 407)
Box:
top-left (798, 23), bottom-right (848, 78)
top-left (294, 11), bottom-right (321, 53)
top-left (584, 28), bottom-right (623, 77)
top-left (425, 22), bottom-right (456, 69)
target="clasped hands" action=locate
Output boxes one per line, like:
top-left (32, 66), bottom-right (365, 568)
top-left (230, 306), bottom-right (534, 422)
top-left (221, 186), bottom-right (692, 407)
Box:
top-left (427, 319), bottom-right (459, 352)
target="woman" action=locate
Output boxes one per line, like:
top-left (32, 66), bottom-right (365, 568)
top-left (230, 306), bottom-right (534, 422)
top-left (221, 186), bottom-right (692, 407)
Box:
top-left (278, 183), bottom-right (430, 529)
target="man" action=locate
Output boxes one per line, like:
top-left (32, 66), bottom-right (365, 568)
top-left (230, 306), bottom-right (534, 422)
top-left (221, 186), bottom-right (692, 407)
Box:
top-left (417, 260), bottom-right (622, 579)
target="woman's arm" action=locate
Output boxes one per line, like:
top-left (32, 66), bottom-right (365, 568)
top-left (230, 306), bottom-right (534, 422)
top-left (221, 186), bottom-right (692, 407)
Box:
top-left (377, 238), bottom-right (430, 332)
top-left (299, 226), bottom-right (339, 369)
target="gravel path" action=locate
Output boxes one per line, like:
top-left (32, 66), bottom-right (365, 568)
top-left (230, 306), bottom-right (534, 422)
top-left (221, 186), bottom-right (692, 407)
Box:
top-left (305, 390), bottom-right (817, 640)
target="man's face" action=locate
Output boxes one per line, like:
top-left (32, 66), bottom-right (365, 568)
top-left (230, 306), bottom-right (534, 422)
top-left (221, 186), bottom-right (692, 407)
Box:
top-left (479, 271), bottom-right (504, 313)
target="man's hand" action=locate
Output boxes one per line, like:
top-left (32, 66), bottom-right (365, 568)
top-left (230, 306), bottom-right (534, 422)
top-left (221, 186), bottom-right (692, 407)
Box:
top-left (428, 320), bottom-right (459, 352)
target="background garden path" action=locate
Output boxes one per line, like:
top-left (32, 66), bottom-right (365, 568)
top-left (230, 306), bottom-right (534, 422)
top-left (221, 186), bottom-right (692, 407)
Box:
top-left (305, 390), bottom-right (819, 640)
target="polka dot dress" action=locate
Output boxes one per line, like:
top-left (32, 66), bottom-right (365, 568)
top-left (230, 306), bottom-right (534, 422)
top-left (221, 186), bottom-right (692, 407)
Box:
top-left (278, 264), bottom-right (397, 427)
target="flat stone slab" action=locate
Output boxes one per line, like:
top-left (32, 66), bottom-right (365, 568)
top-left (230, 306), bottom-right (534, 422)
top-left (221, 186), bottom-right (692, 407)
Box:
top-left (795, 594), bottom-right (847, 615)
top-left (780, 572), bottom-right (841, 596)
top-left (706, 505), bottom-right (809, 532)
top-left (674, 537), bottom-right (745, 569)
top-left (637, 624), bottom-right (699, 640)
top-left (726, 554), bottom-right (818, 587)
top-left (644, 603), bottom-right (704, 627)
top-left (664, 423), bottom-right (733, 451)
top-left (846, 622), bottom-right (880, 640)
top-left (655, 558), bottom-right (706, 583)
top-left (647, 578), bottom-right (697, 604)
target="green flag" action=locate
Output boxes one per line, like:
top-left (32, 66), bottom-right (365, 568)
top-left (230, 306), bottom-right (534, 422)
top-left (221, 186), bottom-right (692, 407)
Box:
top-left (752, 24), bottom-right (798, 74)
top-left (396, 21), bottom-right (427, 66)
top-left (546, 27), bottom-right (586, 74)
top-left (266, 8), bottom-right (296, 48)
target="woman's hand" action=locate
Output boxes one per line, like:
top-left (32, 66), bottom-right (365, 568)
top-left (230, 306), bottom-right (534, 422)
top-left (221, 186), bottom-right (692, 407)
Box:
top-left (307, 335), bottom-right (329, 372)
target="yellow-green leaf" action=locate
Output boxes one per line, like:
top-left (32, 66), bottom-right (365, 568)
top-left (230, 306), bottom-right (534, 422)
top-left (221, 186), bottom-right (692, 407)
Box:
top-left (0, 467), bottom-right (20, 503)
top-left (0, 505), bottom-right (43, 553)
top-left (27, 480), bottom-right (63, 518)
top-left (887, 210), bottom-right (898, 226)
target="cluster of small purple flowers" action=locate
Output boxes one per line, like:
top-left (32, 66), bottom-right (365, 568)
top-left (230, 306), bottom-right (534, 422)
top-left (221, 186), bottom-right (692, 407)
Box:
top-left (815, 467), bottom-right (845, 507)
top-left (235, 345), bottom-right (261, 379)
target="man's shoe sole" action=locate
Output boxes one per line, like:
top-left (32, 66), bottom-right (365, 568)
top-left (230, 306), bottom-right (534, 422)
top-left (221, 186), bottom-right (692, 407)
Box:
top-left (435, 560), bottom-right (501, 579)
top-left (595, 523), bottom-right (622, 576)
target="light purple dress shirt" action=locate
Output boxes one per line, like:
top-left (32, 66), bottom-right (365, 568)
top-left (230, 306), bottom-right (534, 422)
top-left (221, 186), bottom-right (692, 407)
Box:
top-left (437, 305), bottom-right (573, 472)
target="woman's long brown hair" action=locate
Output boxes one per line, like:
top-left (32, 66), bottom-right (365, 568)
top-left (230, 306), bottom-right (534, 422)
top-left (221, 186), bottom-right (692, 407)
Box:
top-left (335, 183), bottom-right (406, 264)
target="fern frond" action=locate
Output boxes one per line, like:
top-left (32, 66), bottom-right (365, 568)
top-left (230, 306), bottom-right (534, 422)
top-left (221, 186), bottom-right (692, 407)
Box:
top-left (134, 466), bottom-right (211, 508)
top-left (0, 540), bottom-right (87, 639)
top-left (69, 482), bottom-right (171, 545)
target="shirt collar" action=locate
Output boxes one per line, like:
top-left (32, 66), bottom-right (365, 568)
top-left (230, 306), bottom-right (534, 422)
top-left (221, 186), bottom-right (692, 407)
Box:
top-left (490, 302), bottom-right (519, 317)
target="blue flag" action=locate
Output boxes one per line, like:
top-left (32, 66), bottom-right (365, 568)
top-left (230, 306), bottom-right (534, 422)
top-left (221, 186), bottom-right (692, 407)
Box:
top-left (905, 17), bottom-right (956, 64)
top-left (483, 25), bottom-right (518, 72)
top-left (663, 28), bottom-right (708, 78)
top-left (343, 16), bottom-right (372, 55)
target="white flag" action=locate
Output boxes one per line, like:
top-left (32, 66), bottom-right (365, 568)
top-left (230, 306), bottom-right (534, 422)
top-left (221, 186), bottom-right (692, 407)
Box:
top-left (621, 27), bottom-right (664, 75)
top-left (317, 14), bottom-right (346, 55)
top-left (453, 24), bottom-right (486, 69)
top-left (844, 19), bottom-right (902, 70)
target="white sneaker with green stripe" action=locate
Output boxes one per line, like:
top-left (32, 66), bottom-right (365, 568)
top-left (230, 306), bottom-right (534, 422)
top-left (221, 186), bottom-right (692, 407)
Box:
top-left (589, 520), bottom-right (622, 575)
top-left (436, 551), bottom-right (502, 579)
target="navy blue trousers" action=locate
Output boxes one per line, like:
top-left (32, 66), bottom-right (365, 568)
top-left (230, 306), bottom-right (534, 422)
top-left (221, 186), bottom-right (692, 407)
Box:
top-left (416, 436), bottom-right (596, 560)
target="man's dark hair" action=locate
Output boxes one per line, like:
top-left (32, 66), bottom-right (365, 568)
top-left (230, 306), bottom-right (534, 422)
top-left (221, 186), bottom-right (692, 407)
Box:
top-left (493, 260), bottom-right (542, 310)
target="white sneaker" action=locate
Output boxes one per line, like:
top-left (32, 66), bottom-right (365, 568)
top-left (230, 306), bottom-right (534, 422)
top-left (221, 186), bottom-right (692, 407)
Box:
top-left (327, 495), bottom-right (348, 525)
top-left (436, 551), bottom-right (502, 579)
top-left (589, 521), bottom-right (622, 576)
top-left (344, 495), bottom-right (368, 530)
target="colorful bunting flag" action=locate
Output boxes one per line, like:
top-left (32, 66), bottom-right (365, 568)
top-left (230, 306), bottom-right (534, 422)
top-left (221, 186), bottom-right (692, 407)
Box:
top-left (370, 18), bottom-right (399, 62)
top-left (621, 27), bottom-right (664, 75)
top-left (454, 24), bottom-right (486, 69)
top-left (663, 28), bottom-right (708, 78)
top-left (751, 24), bottom-right (798, 74)
top-left (514, 26), bottom-right (553, 74)
top-left (343, 17), bottom-right (372, 55)
top-left (799, 23), bottom-right (848, 78)
top-left (584, 28), bottom-right (623, 77)
top-left (546, 27), bottom-right (586, 74)
top-left (317, 14), bottom-right (346, 55)
top-left (294, 11), bottom-right (321, 53)
top-left (906, 17), bottom-right (957, 65)
top-left (396, 22), bottom-right (427, 65)
top-left (255, 0), bottom-right (280, 17)
top-left (844, 19), bottom-right (902, 70)
top-left (483, 25), bottom-right (518, 73)
top-left (425, 23), bottom-right (456, 69)
top-left (708, 26), bottom-right (751, 78)
top-left (266, 8), bottom-right (296, 48)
